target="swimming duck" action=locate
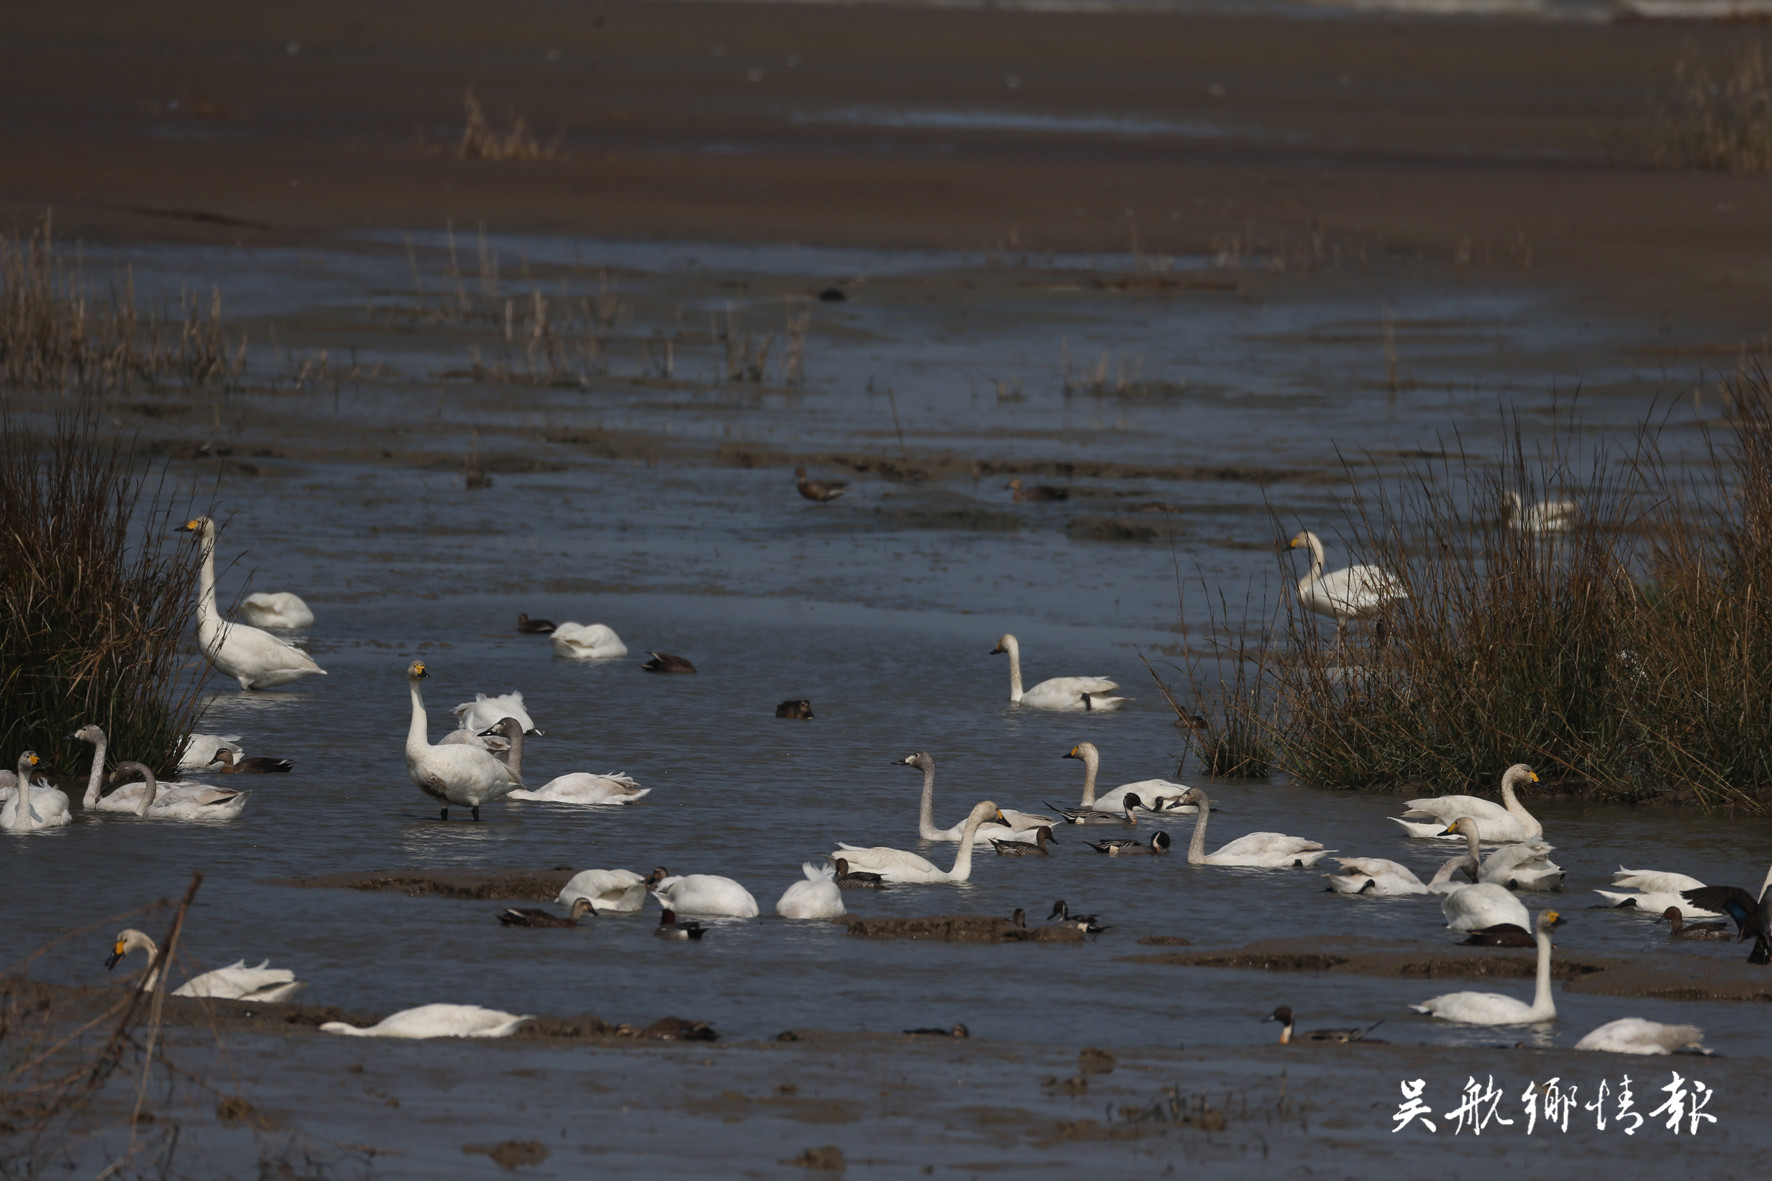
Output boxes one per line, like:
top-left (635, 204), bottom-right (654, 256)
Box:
top-left (516, 613), bottom-right (556, 634)
top-left (795, 467), bottom-right (849, 503)
top-left (655, 909), bottom-right (707, 940)
top-left (1088, 831), bottom-right (1170, 855)
top-left (497, 898), bottom-right (596, 927)
top-left (640, 651), bottom-right (697, 674)
top-left (208, 748), bottom-right (294, 774)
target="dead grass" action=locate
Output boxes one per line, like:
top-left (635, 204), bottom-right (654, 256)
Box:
top-left (1654, 41), bottom-right (1772, 172)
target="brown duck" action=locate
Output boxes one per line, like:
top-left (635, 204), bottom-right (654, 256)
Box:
top-left (795, 467), bottom-right (849, 503)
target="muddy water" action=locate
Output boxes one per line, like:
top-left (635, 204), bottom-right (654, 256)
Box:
top-left (9, 235), bottom-right (1769, 1173)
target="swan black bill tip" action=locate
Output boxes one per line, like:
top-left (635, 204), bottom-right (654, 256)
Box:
top-left (104, 950), bottom-right (123, 970)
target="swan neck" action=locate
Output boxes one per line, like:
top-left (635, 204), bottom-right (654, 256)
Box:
top-left (1461, 824), bottom-right (1481, 865)
top-left (195, 529), bottom-right (220, 623)
top-left (122, 763), bottom-right (157, 816)
top-left (950, 811), bottom-right (986, 880)
top-left (1079, 750), bottom-right (1098, 806)
top-left (82, 736), bottom-right (108, 808)
top-left (505, 726), bottom-right (524, 778)
top-left (1531, 925), bottom-right (1555, 1018)
top-left (916, 765), bottom-right (938, 840)
top-left (1299, 533), bottom-right (1325, 589)
top-left (12, 754), bottom-right (37, 830)
top-left (1005, 640), bottom-right (1023, 702)
top-left (407, 680), bottom-right (430, 752)
top-left (138, 932), bottom-right (163, 992)
top-left (1186, 791), bottom-right (1210, 864)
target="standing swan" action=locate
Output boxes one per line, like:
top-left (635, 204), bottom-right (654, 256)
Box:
top-left (405, 661), bottom-right (523, 820)
top-left (832, 801), bottom-right (1006, 883)
top-left (989, 635), bottom-right (1125, 712)
top-left (1287, 530), bottom-right (1405, 628)
top-left (179, 518), bottom-right (327, 690)
top-left (1179, 787), bottom-right (1330, 868)
top-left (1, 752), bottom-right (71, 832)
top-left (775, 861), bottom-right (846, 919)
top-left (1412, 911), bottom-right (1565, 1025)
top-left (1388, 764), bottom-right (1544, 841)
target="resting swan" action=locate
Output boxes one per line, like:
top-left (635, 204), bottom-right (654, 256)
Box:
top-left (179, 733), bottom-right (243, 771)
top-left (88, 746), bottom-right (248, 822)
top-left (1574, 1018), bottom-right (1708, 1056)
top-left (900, 750), bottom-right (1038, 844)
top-left (550, 622), bottom-right (628, 660)
top-left (1287, 530), bottom-right (1405, 626)
top-left (405, 661), bottom-right (523, 820)
top-left (1593, 867), bottom-right (1721, 917)
top-left (1503, 491), bottom-right (1578, 534)
top-left (1440, 881), bottom-right (1531, 932)
top-left (0, 752), bottom-right (72, 832)
top-left (652, 873), bottom-right (760, 918)
top-left (833, 800), bottom-right (1005, 883)
top-left (491, 720), bottom-right (649, 807)
top-left (775, 861), bottom-right (846, 919)
top-left (1062, 742), bottom-right (1195, 812)
top-left (1412, 910), bottom-right (1564, 1025)
top-left (452, 691), bottom-right (541, 736)
top-left (557, 867), bottom-right (660, 914)
top-left (240, 592), bottom-right (315, 629)
top-left (108, 928), bottom-right (304, 1001)
top-left (320, 1004), bottom-right (531, 1039)
top-left (989, 634), bottom-right (1125, 712)
top-left (1323, 857), bottom-right (1430, 896)
top-left (1388, 764), bottom-right (1543, 841)
top-left (1445, 817), bottom-right (1565, 891)
top-left (179, 517), bottom-right (327, 690)
top-left (1179, 787), bottom-right (1331, 868)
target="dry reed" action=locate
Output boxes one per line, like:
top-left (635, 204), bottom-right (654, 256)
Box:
top-left (1653, 41), bottom-right (1772, 172)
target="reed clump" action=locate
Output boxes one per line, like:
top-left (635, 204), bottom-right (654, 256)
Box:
top-left (0, 408), bottom-right (206, 781)
top-left (1653, 41), bottom-right (1772, 172)
top-left (1160, 381), bottom-right (1772, 812)
top-left (457, 90), bottom-right (563, 162)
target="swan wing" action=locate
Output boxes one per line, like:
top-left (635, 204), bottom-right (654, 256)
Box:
top-left (1611, 867), bottom-right (1706, 894)
top-left (655, 874), bottom-right (760, 917)
top-left (1334, 857), bottom-right (1422, 883)
top-left (1593, 889), bottom-right (1721, 917)
top-left (177, 964), bottom-right (299, 1000)
top-left (1019, 677), bottom-right (1122, 711)
top-left (1411, 991), bottom-right (1534, 1025)
top-left (1210, 832), bottom-right (1328, 866)
top-left (558, 868), bottom-right (642, 904)
top-left (996, 807), bottom-right (1058, 830)
top-left (828, 845), bottom-right (939, 877)
top-left (511, 772), bottom-right (648, 805)
top-left (1441, 884), bottom-right (1530, 931)
top-left (1399, 796), bottom-right (1513, 826)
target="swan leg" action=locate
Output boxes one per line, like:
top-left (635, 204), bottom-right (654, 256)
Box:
top-left (440, 807), bottom-right (449, 821)
top-left (471, 805), bottom-right (481, 821)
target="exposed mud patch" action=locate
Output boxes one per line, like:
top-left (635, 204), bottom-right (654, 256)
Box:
top-left (275, 869), bottom-right (577, 901)
top-left (834, 914), bottom-right (1084, 944)
top-left (1065, 514), bottom-right (1171, 543)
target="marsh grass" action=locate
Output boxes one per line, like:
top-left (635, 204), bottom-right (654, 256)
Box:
top-left (450, 90), bottom-right (564, 162)
top-left (0, 407), bottom-right (207, 782)
top-left (1653, 41), bottom-right (1772, 172)
top-left (1159, 384), bottom-right (1772, 810)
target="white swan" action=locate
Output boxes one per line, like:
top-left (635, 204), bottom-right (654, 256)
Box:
top-left (1287, 530), bottom-right (1406, 626)
top-left (989, 634), bottom-right (1125, 712)
top-left (775, 861), bottom-right (846, 919)
top-left (1412, 910), bottom-right (1564, 1025)
top-left (0, 752), bottom-right (71, 832)
top-left (85, 743), bottom-right (248, 821)
top-left (1574, 1018), bottom-right (1708, 1056)
top-left (1444, 817), bottom-right (1565, 892)
top-left (1593, 867), bottom-right (1721, 917)
top-left (652, 873), bottom-right (760, 918)
top-left (491, 723), bottom-right (649, 807)
top-left (1441, 882), bottom-right (1532, 932)
top-left (833, 800), bottom-right (1005, 884)
top-left (900, 751), bottom-right (1035, 844)
top-left (405, 661), bottom-right (522, 820)
top-left (320, 1004), bottom-right (531, 1039)
top-left (1388, 764), bottom-right (1544, 841)
top-left (1323, 857), bottom-right (1429, 896)
top-left (108, 928), bottom-right (304, 1001)
top-left (239, 592), bottom-right (315, 629)
top-left (1180, 787), bottom-right (1330, 868)
top-left (557, 868), bottom-right (655, 914)
top-left (452, 691), bottom-right (541, 736)
top-left (550, 622), bottom-right (628, 660)
top-left (1504, 491), bottom-right (1578, 534)
top-left (1425, 852), bottom-right (1481, 895)
top-left (179, 733), bottom-right (243, 771)
top-left (180, 517), bottom-right (327, 690)
top-left (1062, 742), bottom-right (1195, 812)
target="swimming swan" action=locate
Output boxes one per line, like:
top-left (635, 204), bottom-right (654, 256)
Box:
top-left (1574, 1018), bottom-right (1708, 1056)
top-left (833, 800), bottom-right (1006, 883)
top-left (989, 634), bottom-right (1125, 712)
top-left (179, 517), bottom-right (327, 690)
top-left (899, 750), bottom-right (1035, 844)
top-left (1287, 530), bottom-right (1406, 626)
top-left (1388, 764), bottom-right (1544, 841)
top-left (491, 720), bottom-right (650, 806)
top-left (1062, 742), bottom-right (1195, 812)
top-left (0, 752), bottom-right (71, 832)
top-left (1444, 817), bottom-right (1565, 891)
top-left (1503, 491), bottom-right (1578, 534)
top-left (1440, 881), bottom-right (1532, 932)
top-left (240, 592), bottom-right (315, 629)
top-left (652, 873), bottom-right (760, 918)
top-left (108, 928), bottom-right (304, 1001)
top-left (405, 662), bottom-right (523, 820)
top-left (550, 622), bottom-right (628, 660)
top-left (96, 755), bottom-right (249, 822)
top-left (1179, 787), bottom-right (1330, 867)
top-left (1593, 867), bottom-right (1721, 917)
top-left (320, 1004), bottom-right (531, 1039)
top-left (1412, 911), bottom-right (1564, 1025)
top-left (557, 867), bottom-right (659, 914)
top-left (775, 860), bottom-right (846, 919)
top-left (1323, 857), bottom-right (1430, 896)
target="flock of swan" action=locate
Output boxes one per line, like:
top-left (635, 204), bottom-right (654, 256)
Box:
top-left (10, 515), bottom-right (1767, 1057)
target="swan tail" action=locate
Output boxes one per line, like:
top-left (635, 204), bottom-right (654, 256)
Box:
top-left (802, 860), bottom-right (836, 882)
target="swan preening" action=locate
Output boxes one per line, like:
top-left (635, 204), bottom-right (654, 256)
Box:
top-left (406, 662), bottom-right (523, 820)
top-left (550, 622), bottom-right (628, 660)
top-left (240, 592), bottom-right (315, 629)
top-left (1503, 490), bottom-right (1578, 534)
top-left (557, 868), bottom-right (659, 914)
top-left (320, 1004), bottom-right (531, 1039)
top-left (990, 634), bottom-right (1125, 712)
top-left (493, 721), bottom-right (649, 807)
top-left (1180, 787), bottom-right (1330, 868)
top-left (1413, 911), bottom-right (1564, 1025)
top-left (1444, 817), bottom-right (1565, 892)
top-left (452, 692), bottom-right (541, 736)
top-left (1062, 742), bottom-right (1194, 812)
top-left (108, 928), bottom-right (304, 1001)
top-left (834, 801), bottom-right (1006, 883)
top-left (1287, 530), bottom-right (1405, 627)
top-left (901, 751), bottom-right (1040, 844)
top-left (180, 517), bottom-right (327, 690)
top-left (1594, 867), bottom-right (1721, 918)
top-left (1, 752), bottom-right (71, 832)
top-left (1324, 857), bottom-right (1432, 896)
top-left (1388, 764), bottom-right (1543, 841)
top-left (1574, 1018), bottom-right (1708, 1056)
top-left (1440, 881), bottom-right (1531, 933)
top-left (652, 873), bottom-right (760, 918)
top-left (775, 861), bottom-right (846, 919)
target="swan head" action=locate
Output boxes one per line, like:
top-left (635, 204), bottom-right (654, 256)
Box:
top-left (966, 800), bottom-right (1006, 827)
top-left (408, 660), bottom-right (430, 681)
top-left (1179, 786), bottom-right (1208, 809)
top-left (894, 751), bottom-right (934, 772)
top-left (1502, 763), bottom-right (1539, 790)
top-left (1062, 742), bottom-right (1099, 764)
top-left (16, 750), bottom-right (40, 776)
top-left (989, 634), bottom-right (1017, 656)
top-left (1537, 910), bottom-right (1565, 934)
top-left (107, 928), bottom-right (153, 970)
top-left (1286, 530), bottom-right (1320, 552)
top-left (178, 516), bottom-right (215, 538)
top-left (71, 724), bottom-right (105, 745)
top-left (1443, 817), bottom-right (1480, 839)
